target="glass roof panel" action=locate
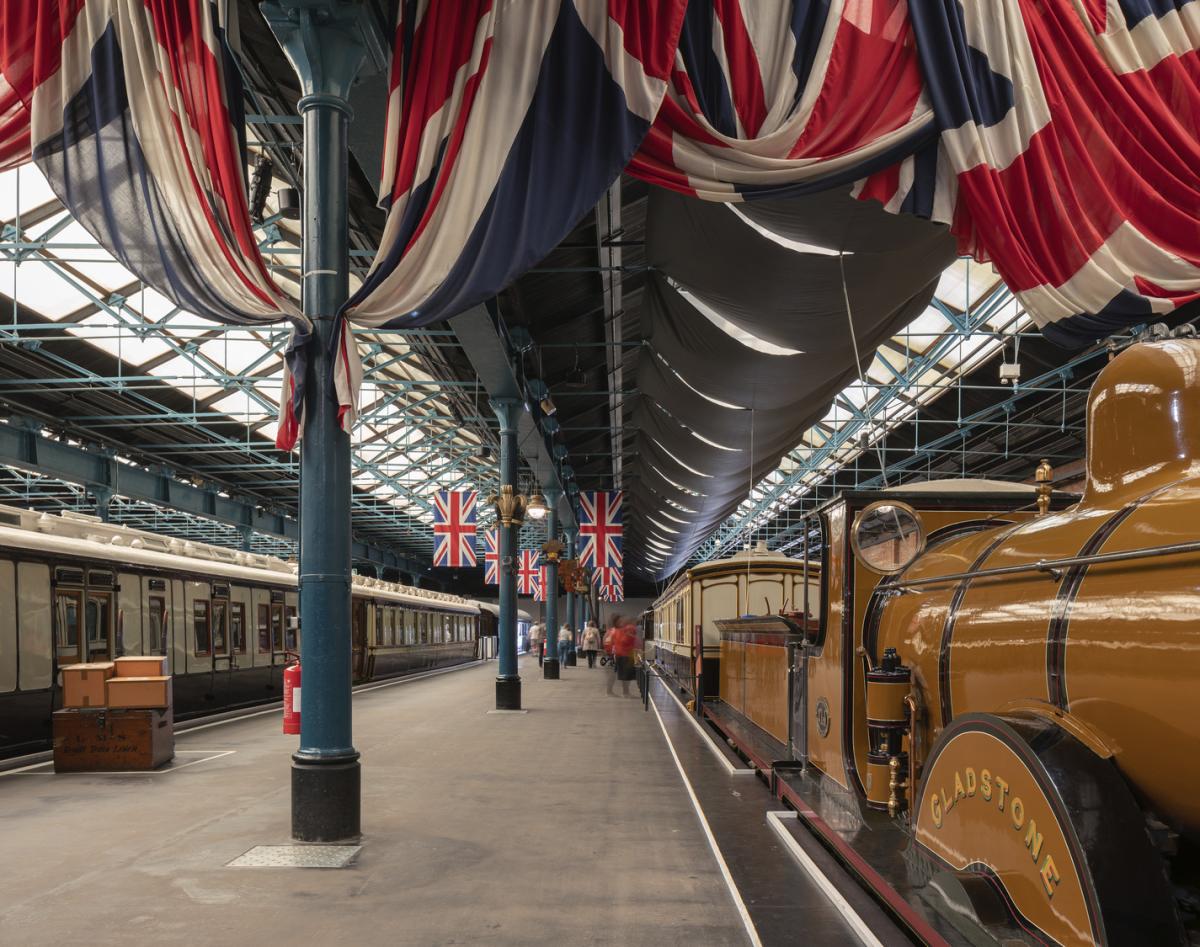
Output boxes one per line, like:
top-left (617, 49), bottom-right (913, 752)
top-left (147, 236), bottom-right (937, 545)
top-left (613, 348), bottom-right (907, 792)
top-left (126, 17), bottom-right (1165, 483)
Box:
top-left (0, 260), bottom-right (94, 318)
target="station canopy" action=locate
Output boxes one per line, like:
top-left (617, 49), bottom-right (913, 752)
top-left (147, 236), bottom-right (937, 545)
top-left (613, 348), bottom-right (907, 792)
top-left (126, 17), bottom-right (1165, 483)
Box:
top-left (2, 2), bottom-right (1197, 589)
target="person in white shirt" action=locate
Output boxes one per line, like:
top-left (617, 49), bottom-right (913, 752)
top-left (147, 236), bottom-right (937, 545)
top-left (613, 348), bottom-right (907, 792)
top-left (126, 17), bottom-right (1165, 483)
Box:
top-left (557, 623), bottom-right (574, 667)
top-left (579, 621), bottom-right (601, 668)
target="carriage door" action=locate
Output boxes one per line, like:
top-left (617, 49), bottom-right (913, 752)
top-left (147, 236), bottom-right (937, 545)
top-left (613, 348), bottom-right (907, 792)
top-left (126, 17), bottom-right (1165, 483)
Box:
top-left (83, 571), bottom-right (116, 663)
top-left (790, 643), bottom-right (807, 762)
top-left (351, 599), bottom-right (368, 682)
top-left (53, 568), bottom-right (85, 667)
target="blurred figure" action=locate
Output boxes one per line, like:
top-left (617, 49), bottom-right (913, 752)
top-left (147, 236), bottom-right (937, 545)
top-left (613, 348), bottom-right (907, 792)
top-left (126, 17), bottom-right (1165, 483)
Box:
top-left (529, 620), bottom-right (545, 667)
top-left (605, 615), bottom-right (638, 697)
top-left (557, 623), bottom-right (574, 667)
top-left (580, 620), bottom-right (601, 668)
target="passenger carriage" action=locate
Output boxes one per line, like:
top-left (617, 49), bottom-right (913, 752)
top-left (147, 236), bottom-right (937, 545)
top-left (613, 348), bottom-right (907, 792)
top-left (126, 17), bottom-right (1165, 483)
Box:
top-left (0, 505), bottom-right (482, 759)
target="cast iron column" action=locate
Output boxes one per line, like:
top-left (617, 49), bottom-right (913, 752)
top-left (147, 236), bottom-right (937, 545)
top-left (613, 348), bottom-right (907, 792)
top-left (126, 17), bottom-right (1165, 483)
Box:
top-left (565, 526), bottom-right (577, 659)
top-left (492, 398), bottom-right (522, 709)
top-left (542, 487), bottom-right (561, 679)
top-left (263, 2), bottom-right (368, 842)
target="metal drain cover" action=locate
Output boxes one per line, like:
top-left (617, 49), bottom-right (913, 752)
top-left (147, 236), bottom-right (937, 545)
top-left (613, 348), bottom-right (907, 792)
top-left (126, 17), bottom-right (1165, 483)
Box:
top-left (227, 845), bottom-right (361, 869)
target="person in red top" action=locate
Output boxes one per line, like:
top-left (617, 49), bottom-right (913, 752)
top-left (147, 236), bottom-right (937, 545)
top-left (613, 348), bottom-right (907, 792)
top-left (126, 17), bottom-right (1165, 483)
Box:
top-left (605, 615), bottom-right (638, 697)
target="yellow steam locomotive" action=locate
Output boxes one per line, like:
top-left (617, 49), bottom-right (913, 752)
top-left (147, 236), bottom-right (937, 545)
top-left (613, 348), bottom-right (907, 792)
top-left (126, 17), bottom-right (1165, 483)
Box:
top-left (658, 340), bottom-right (1200, 945)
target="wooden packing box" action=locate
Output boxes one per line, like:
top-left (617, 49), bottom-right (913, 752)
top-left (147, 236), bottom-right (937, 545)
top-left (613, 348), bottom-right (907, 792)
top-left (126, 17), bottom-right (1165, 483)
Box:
top-left (113, 655), bottom-right (168, 678)
top-left (53, 707), bottom-right (174, 772)
top-left (106, 675), bottom-right (172, 710)
top-left (61, 662), bottom-right (116, 709)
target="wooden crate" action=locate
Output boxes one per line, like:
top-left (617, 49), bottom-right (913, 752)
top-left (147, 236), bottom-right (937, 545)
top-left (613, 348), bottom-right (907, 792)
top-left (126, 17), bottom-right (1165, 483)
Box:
top-left (52, 707), bottom-right (175, 772)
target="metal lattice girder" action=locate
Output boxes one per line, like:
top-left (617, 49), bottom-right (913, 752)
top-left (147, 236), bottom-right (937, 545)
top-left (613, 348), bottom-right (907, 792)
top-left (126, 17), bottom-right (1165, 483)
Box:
top-left (690, 277), bottom-right (1031, 566)
top-left (0, 418), bottom-right (426, 571)
top-left (0, 163), bottom-right (507, 565)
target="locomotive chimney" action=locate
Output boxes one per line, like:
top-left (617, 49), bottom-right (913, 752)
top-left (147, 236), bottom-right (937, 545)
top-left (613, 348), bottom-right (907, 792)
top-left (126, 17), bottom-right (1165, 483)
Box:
top-left (1083, 340), bottom-right (1200, 503)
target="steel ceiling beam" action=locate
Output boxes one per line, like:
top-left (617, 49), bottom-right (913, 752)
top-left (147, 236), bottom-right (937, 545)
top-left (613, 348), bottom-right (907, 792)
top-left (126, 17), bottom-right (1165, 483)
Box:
top-left (451, 304), bottom-right (577, 530)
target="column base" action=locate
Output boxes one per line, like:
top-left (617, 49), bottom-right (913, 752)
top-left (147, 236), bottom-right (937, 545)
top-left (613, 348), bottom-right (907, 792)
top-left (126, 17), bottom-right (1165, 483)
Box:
top-left (495, 676), bottom-right (522, 710)
top-left (543, 658), bottom-right (560, 680)
top-left (292, 755), bottom-right (361, 842)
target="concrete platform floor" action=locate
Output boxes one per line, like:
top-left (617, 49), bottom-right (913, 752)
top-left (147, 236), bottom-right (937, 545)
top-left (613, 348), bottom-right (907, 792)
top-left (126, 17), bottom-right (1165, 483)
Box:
top-left (0, 658), bottom-right (754, 946)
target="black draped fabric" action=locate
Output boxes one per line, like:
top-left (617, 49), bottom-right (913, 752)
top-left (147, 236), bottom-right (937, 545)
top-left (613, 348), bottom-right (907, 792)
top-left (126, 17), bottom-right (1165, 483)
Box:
top-left (628, 187), bottom-right (953, 575)
top-left (645, 187), bottom-right (954, 353)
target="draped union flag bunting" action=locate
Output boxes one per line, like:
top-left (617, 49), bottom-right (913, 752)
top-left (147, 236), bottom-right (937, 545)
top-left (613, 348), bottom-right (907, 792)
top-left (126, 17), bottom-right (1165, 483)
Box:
top-left (517, 549), bottom-right (541, 598)
top-left (578, 492), bottom-right (623, 569)
top-left (625, 1), bottom-right (1200, 349)
top-left (432, 490), bottom-right (477, 568)
top-left (2, 0), bottom-right (1198, 455)
top-left (482, 529), bottom-right (499, 586)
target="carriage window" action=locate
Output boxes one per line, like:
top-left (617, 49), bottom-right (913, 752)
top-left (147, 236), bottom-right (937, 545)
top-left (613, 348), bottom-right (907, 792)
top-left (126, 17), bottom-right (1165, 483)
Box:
top-left (258, 604), bottom-right (271, 653)
top-left (148, 595), bottom-right (168, 655)
top-left (194, 601), bottom-right (211, 656)
top-left (285, 606), bottom-right (298, 650)
top-left (55, 589), bottom-right (82, 658)
top-left (86, 592), bottom-right (111, 659)
top-left (231, 604), bottom-right (246, 654)
top-left (421, 612), bottom-right (429, 644)
top-left (388, 608), bottom-right (398, 646)
top-left (271, 606), bottom-right (284, 651)
top-left (211, 600), bottom-right (228, 655)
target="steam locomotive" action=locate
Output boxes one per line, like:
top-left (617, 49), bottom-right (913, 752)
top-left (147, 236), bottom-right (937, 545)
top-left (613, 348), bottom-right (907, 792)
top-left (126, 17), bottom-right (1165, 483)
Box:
top-left (655, 340), bottom-right (1200, 945)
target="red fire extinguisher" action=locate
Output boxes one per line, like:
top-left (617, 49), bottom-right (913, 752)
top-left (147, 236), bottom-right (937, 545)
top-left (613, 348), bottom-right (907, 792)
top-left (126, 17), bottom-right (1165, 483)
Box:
top-left (283, 660), bottom-right (301, 735)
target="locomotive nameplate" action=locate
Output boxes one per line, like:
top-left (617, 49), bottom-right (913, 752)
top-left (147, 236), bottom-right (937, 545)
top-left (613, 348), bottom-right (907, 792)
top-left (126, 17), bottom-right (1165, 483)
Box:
top-left (915, 727), bottom-right (1091, 947)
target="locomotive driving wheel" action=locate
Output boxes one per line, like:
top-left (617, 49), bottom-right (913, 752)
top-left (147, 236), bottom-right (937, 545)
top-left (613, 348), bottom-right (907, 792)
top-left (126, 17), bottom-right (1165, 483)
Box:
top-left (912, 712), bottom-right (1183, 946)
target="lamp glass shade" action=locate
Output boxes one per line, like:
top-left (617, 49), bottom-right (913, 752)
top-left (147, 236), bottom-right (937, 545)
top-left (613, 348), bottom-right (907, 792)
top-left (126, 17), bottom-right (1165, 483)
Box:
top-left (526, 493), bottom-right (548, 520)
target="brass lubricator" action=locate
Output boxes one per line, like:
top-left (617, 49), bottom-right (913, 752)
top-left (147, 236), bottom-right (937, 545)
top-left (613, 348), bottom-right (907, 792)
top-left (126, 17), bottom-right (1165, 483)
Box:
top-left (864, 647), bottom-right (912, 816)
top-left (1035, 458), bottom-right (1054, 516)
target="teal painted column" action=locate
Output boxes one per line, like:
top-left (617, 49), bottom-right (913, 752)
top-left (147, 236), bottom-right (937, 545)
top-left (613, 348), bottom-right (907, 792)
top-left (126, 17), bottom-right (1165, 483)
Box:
top-left (263, 1), bottom-right (369, 843)
top-left (542, 487), bottom-right (561, 680)
top-left (564, 526), bottom-right (578, 665)
top-left (491, 398), bottom-right (522, 709)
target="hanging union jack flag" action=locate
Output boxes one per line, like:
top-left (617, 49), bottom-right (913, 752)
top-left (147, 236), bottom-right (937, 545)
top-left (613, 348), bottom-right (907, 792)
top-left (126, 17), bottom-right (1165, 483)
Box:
top-left (579, 491), bottom-right (623, 569)
top-left (534, 565), bottom-right (551, 603)
top-left (482, 529), bottom-right (499, 586)
top-left (517, 549), bottom-right (541, 598)
top-left (432, 490), bottom-right (477, 568)
top-left (593, 566), bottom-right (623, 603)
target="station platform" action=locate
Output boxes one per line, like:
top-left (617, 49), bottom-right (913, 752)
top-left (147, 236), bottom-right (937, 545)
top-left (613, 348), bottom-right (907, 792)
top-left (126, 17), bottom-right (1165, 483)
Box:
top-left (0, 657), bottom-right (903, 946)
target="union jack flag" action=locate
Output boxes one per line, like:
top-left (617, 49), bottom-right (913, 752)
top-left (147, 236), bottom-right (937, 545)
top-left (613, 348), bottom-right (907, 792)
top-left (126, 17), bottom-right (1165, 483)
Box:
top-left (517, 549), bottom-right (541, 598)
top-left (579, 492), bottom-right (623, 569)
top-left (600, 577), bottom-right (624, 604)
top-left (593, 566), bottom-right (623, 603)
top-left (534, 565), bottom-right (551, 603)
top-left (482, 529), bottom-right (499, 585)
top-left (432, 490), bottom-right (477, 568)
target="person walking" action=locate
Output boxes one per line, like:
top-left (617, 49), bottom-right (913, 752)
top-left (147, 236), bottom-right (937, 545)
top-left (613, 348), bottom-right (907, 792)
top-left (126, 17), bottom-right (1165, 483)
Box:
top-left (580, 621), bottom-right (601, 668)
top-left (605, 615), bottom-right (638, 697)
top-left (557, 623), bottom-right (574, 668)
top-left (529, 621), bottom-right (545, 667)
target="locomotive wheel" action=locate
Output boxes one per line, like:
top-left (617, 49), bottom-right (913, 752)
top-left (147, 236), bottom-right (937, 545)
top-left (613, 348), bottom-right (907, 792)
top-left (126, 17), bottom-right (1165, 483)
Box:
top-left (912, 712), bottom-right (1182, 946)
